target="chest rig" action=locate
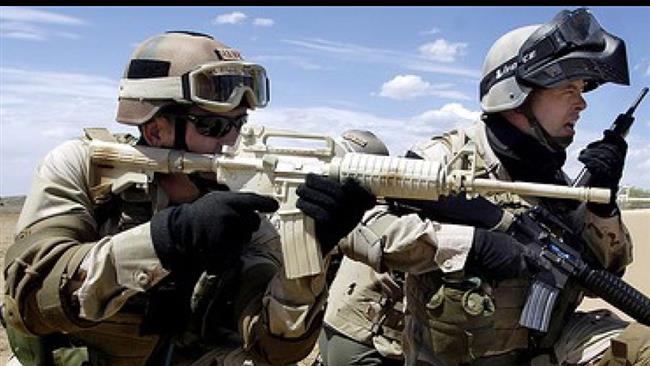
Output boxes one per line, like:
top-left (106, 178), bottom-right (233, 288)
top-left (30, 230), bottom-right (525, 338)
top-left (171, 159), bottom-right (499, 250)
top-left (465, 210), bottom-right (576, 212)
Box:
top-left (405, 123), bottom-right (583, 365)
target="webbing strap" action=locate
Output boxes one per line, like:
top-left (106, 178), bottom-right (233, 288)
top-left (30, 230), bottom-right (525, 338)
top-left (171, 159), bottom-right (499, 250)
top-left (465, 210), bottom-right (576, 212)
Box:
top-left (6, 215), bottom-right (96, 273)
top-left (37, 243), bottom-right (96, 333)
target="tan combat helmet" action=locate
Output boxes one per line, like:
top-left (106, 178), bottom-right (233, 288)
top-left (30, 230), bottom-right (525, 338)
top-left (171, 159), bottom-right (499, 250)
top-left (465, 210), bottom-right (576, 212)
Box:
top-left (334, 129), bottom-right (390, 156)
top-left (480, 8), bottom-right (629, 113)
top-left (117, 31), bottom-right (270, 125)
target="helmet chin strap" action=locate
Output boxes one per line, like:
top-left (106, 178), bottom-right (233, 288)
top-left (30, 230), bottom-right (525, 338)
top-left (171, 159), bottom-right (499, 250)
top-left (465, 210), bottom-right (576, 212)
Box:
top-left (519, 103), bottom-right (573, 152)
top-left (173, 117), bottom-right (188, 151)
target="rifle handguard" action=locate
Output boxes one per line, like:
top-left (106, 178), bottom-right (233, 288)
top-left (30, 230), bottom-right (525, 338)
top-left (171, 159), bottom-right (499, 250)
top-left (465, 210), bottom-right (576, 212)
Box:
top-left (578, 267), bottom-right (650, 326)
top-left (329, 154), bottom-right (611, 203)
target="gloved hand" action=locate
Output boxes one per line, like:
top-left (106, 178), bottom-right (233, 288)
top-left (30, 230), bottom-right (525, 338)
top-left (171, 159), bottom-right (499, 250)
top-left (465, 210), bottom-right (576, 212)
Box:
top-left (465, 228), bottom-right (530, 282)
top-left (578, 130), bottom-right (627, 216)
top-left (151, 191), bottom-right (279, 274)
top-left (296, 174), bottom-right (376, 255)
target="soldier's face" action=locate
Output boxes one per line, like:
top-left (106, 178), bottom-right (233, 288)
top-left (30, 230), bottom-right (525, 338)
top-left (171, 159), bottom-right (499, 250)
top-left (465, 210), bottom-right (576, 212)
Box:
top-left (529, 79), bottom-right (587, 139)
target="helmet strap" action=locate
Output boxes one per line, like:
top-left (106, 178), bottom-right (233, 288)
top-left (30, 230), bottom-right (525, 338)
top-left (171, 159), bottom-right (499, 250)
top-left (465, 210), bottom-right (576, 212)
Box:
top-left (519, 102), bottom-right (573, 152)
top-left (173, 117), bottom-right (188, 151)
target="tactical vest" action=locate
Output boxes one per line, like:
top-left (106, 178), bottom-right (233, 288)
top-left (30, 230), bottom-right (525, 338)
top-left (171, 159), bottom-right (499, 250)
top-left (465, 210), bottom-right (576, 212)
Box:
top-left (406, 122), bottom-right (583, 365)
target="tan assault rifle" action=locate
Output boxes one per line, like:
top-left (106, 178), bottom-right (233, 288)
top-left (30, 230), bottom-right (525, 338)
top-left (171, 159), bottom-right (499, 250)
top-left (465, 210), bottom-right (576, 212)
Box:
top-left (88, 124), bottom-right (611, 279)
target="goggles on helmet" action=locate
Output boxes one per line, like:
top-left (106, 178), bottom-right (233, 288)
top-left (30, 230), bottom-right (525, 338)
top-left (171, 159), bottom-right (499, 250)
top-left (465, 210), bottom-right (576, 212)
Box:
top-left (118, 61), bottom-right (270, 112)
top-left (480, 8), bottom-right (629, 100)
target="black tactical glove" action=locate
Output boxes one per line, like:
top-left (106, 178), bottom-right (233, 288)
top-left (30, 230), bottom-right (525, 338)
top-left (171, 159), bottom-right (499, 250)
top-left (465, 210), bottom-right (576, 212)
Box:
top-left (151, 191), bottom-right (279, 274)
top-left (296, 173), bottom-right (376, 255)
top-left (578, 130), bottom-right (628, 216)
top-left (466, 228), bottom-right (530, 282)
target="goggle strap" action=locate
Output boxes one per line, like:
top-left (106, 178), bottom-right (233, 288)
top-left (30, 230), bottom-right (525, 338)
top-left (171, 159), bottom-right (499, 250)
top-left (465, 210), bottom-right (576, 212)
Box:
top-left (479, 54), bottom-right (518, 99)
top-left (181, 73), bottom-right (192, 102)
top-left (119, 77), bottom-right (185, 101)
top-left (480, 30), bottom-right (573, 98)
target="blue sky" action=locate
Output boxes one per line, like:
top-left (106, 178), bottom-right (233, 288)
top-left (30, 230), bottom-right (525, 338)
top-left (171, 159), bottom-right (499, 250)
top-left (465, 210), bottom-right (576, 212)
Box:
top-left (1, 6), bottom-right (650, 196)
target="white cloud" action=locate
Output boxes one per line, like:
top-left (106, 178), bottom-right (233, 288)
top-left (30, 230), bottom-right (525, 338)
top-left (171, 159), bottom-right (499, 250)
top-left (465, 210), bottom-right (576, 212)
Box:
top-left (284, 37), bottom-right (480, 79)
top-left (1, 20), bottom-right (43, 38)
top-left (0, 6), bottom-right (85, 25)
top-left (420, 27), bottom-right (440, 35)
top-left (1, 30), bottom-right (44, 41)
top-left (0, 8), bottom-right (84, 41)
top-left (418, 39), bottom-right (468, 63)
top-left (646, 64), bottom-right (650, 76)
top-left (379, 74), bottom-right (471, 101)
top-left (0, 67), bottom-right (134, 196)
top-left (411, 103), bottom-right (480, 126)
top-left (253, 18), bottom-right (274, 27)
top-left (379, 75), bottom-right (430, 100)
top-left (214, 11), bottom-right (247, 25)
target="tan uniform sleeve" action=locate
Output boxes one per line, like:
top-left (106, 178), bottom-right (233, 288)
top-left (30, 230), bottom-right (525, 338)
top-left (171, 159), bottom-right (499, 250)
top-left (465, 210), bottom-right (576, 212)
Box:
top-left (3, 140), bottom-right (168, 335)
top-left (340, 209), bottom-right (474, 275)
top-left (339, 135), bottom-right (476, 276)
top-left (236, 218), bottom-right (327, 365)
top-left (76, 222), bottom-right (169, 321)
top-left (580, 204), bottom-right (633, 273)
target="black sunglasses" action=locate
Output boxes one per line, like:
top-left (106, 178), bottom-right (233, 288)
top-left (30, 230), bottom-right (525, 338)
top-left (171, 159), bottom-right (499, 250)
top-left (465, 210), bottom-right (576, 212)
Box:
top-left (184, 113), bottom-right (248, 138)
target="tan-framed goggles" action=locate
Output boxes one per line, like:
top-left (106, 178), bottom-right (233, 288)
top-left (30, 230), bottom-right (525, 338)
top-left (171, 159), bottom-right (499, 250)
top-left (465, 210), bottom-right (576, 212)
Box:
top-left (118, 61), bottom-right (269, 112)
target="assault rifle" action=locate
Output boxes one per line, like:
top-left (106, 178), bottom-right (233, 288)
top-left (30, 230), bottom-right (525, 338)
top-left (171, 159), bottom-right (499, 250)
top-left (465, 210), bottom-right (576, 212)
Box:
top-left (391, 195), bottom-right (650, 332)
top-left (513, 205), bottom-right (650, 332)
top-left (88, 125), bottom-right (610, 279)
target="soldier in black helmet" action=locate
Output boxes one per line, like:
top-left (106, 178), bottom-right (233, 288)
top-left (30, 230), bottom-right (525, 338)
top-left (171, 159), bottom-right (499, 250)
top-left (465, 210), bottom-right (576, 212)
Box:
top-left (296, 8), bottom-right (650, 366)
top-left (2, 31), bottom-right (346, 366)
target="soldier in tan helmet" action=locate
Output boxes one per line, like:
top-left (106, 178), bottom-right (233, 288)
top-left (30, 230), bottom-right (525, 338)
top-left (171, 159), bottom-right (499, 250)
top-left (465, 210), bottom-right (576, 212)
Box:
top-left (296, 8), bottom-right (650, 366)
top-left (1, 31), bottom-right (339, 365)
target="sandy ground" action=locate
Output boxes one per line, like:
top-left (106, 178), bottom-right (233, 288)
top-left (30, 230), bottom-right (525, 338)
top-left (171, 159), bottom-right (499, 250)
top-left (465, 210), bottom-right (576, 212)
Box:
top-left (0, 208), bottom-right (648, 365)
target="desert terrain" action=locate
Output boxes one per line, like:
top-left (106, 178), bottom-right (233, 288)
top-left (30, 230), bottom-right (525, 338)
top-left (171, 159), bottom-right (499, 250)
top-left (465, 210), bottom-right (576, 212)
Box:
top-left (0, 197), bottom-right (648, 365)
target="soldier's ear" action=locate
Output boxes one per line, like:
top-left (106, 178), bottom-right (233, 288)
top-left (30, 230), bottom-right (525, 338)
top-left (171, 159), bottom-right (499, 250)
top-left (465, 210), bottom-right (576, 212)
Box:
top-left (142, 116), bottom-right (174, 147)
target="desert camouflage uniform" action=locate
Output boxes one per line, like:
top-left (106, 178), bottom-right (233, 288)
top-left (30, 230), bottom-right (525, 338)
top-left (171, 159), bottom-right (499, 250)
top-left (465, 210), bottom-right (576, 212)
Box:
top-left (2, 129), bottom-right (326, 365)
top-left (319, 240), bottom-right (405, 365)
top-left (340, 120), bottom-right (649, 366)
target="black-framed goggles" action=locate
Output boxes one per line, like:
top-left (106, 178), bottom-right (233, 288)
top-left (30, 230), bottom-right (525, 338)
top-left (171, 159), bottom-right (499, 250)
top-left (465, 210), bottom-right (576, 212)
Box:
top-left (480, 8), bottom-right (629, 99)
top-left (119, 61), bottom-right (270, 113)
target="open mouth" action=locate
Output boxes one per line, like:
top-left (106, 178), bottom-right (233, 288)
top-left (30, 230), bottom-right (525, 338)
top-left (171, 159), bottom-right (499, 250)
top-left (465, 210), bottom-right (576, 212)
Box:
top-left (564, 123), bottom-right (576, 135)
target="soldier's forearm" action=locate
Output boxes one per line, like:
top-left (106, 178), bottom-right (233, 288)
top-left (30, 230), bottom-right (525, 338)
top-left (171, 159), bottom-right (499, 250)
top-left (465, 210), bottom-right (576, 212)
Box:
top-left (75, 222), bottom-right (169, 321)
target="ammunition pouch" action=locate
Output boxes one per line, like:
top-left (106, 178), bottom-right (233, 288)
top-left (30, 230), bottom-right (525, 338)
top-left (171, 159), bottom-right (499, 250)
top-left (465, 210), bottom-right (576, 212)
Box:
top-left (419, 276), bottom-right (496, 365)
